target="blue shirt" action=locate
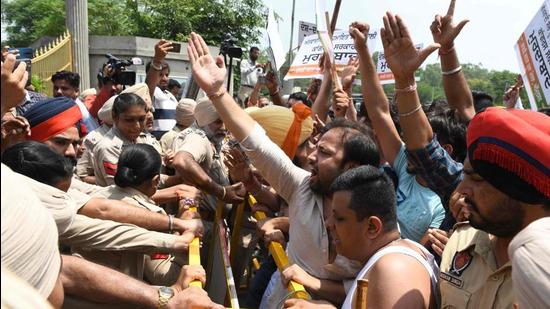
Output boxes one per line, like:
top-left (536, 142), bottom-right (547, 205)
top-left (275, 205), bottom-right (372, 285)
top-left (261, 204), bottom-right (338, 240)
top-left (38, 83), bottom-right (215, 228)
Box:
top-left (393, 145), bottom-right (445, 242)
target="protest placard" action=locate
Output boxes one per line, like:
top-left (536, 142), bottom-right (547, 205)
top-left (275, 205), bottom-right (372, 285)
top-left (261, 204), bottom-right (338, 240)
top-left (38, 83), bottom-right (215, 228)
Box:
top-left (515, 0), bottom-right (550, 110)
top-left (285, 30), bottom-right (378, 80)
top-left (298, 21), bottom-right (317, 46)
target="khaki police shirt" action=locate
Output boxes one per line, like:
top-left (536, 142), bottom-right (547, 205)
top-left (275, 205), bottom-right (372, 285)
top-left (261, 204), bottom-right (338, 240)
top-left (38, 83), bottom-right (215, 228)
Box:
top-left (160, 126), bottom-right (182, 154)
top-left (76, 124), bottom-right (111, 178)
top-left (86, 185), bottom-right (169, 280)
top-left (171, 126), bottom-right (229, 213)
top-left (93, 126), bottom-right (134, 186)
top-left (137, 131), bottom-right (163, 155)
top-left (94, 185), bottom-right (166, 215)
top-left (439, 223), bottom-right (513, 309)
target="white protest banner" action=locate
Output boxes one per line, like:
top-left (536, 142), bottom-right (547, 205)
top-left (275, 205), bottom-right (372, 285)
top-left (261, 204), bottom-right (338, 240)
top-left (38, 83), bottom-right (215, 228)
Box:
top-left (376, 44), bottom-right (423, 85)
top-left (514, 0), bottom-right (550, 111)
top-left (266, 7), bottom-right (286, 71)
top-left (298, 21), bottom-right (317, 46)
top-left (285, 30), bottom-right (378, 80)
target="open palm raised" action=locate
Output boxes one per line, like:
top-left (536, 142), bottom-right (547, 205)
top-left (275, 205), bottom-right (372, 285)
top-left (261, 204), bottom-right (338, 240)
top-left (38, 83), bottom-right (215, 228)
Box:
top-left (187, 32), bottom-right (227, 96)
top-left (381, 12), bottom-right (440, 80)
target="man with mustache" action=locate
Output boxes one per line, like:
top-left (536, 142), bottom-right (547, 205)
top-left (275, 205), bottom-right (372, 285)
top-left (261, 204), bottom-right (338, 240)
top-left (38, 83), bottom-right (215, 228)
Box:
top-left (172, 97), bottom-right (246, 216)
top-left (438, 107), bottom-right (550, 309)
top-left (186, 32), bottom-right (381, 306)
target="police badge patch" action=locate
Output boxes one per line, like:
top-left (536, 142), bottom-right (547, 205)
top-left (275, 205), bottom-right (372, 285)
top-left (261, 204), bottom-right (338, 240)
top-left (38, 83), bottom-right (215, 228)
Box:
top-left (450, 250), bottom-right (472, 276)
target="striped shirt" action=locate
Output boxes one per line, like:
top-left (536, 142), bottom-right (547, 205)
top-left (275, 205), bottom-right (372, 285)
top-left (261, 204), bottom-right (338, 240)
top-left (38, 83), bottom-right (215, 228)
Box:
top-left (152, 87), bottom-right (178, 139)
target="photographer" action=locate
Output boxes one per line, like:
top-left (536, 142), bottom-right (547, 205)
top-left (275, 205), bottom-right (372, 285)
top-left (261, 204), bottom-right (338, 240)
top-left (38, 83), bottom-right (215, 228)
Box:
top-left (146, 40), bottom-right (179, 139)
top-left (238, 46), bottom-right (264, 104)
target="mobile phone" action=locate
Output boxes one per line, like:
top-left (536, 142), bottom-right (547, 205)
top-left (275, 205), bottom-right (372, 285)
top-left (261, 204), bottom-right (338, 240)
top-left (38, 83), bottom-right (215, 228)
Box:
top-left (170, 43), bottom-right (182, 53)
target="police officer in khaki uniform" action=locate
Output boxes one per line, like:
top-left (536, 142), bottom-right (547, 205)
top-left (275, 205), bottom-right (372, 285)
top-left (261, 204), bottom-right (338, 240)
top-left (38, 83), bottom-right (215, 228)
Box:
top-left (172, 98), bottom-right (245, 214)
top-left (439, 222), bottom-right (513, 309)
top-left (439, 108), bottom-right (550, 309)
top-left (92, 144), bottom-right (194, 285)
top-left (160, 98), bottom-right (196, 153)
top-left (93, 92), bottom-right (147, 186)
top-left (76, 95), bottom-right (116, 184)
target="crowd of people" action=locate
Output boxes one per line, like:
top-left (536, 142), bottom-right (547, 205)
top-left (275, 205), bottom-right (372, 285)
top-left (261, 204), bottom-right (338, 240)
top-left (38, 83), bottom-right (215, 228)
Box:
top-left (1, 0), bottom-right (549, 308)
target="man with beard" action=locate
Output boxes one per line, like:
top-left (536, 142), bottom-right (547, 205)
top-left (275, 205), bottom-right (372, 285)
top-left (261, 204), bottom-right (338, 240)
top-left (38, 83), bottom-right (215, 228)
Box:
top-left (172, 97), bottom-right (245, 215)
top-left (146, 40), bottom-right (179, 139)
top-left (439, 107), bottom-right (550, 308)
top-left (186, 32), bottom-right (380, 306)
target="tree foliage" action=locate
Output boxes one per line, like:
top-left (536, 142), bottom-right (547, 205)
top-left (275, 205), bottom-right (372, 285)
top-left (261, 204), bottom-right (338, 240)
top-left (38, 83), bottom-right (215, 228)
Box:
top-left (1, 0), bottom-right (265, 47)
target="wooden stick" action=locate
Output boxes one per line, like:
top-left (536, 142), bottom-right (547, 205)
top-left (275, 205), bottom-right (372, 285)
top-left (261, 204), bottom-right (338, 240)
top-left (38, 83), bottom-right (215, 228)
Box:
top-left (330, 0), bottom-right (343, 34)
top-left (355, 279), bottom-right (369, 309)
top-left (249, 195), bottom-right (310, 300)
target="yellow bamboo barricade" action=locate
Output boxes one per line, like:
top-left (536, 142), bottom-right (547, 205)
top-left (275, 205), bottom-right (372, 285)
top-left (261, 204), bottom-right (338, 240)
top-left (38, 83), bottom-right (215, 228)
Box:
top-left (186, 201), bottom-right (202, 288)
top-left (31, 31), bottom-right (73, 97)
top-left (248, 195), bottom-right (310, 300)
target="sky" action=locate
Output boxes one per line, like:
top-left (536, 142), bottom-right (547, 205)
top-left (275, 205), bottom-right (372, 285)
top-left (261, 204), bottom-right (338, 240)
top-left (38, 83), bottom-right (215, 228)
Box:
top-left (261, 0), bottom-right (545, 72)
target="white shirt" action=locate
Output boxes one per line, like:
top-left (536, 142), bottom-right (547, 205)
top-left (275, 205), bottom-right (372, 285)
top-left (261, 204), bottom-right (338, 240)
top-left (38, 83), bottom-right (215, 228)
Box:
top-left (240, 59), bottom-right (259, 87)
top-left (240, 124), bottom-right (360, 307)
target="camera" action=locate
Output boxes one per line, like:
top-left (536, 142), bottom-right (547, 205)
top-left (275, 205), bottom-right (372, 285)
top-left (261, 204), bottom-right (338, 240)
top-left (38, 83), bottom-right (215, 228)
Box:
top-left (219, 34), bottom-right (243, 59)
top-left (99, 54), bottom-right (142, 86)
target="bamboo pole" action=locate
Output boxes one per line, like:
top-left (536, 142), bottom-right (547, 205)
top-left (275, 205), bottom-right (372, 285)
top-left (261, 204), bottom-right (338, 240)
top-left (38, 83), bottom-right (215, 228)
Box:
top-left (249, 195), bottom-right (310, 300)
top-left (355, 279), bottom-right (369, 309)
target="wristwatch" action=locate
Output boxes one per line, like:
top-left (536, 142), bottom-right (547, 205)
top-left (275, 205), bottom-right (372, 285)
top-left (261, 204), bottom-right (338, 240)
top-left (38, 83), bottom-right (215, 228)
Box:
top-left (157, 286), bottom-right (175, 309)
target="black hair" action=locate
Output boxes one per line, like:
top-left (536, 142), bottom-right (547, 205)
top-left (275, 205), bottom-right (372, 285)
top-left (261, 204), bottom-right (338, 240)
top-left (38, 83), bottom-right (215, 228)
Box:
top-left (289, 92), bottom-right (311, 107)
top-left (145, 60), bottom-right (170, 74)
top-left (321, 118), bottom-right (380, 167)
top-left (112, 93), bottom-right (147, 117)
top-left (250, 46), bottom-right (260, 53)
top-left (472, 91), bottom-right (494, 113)
top-left (51, 70), bottom-right (80, 89)
top-left (168, 79), bottom-right (181, 90)
top-left (427, 108), bottom-right (468, 162)
top-left (1, 141), bottom-right (74, 188)
top-left (115, 144), bottom-right (162, 188)
top-left (330, 165), bottom-right (398, 231)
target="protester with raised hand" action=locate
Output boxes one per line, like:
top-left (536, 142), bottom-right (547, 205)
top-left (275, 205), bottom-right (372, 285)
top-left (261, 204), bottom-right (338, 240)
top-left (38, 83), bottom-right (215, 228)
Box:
top-left (187, 31), bottom-right (380, 306)
top-left (0, 53), bottom-right (28, 115)
top-left (430, 0), bottom-right (473, 121)
top-left (349, 18), bottom-right (445, 243)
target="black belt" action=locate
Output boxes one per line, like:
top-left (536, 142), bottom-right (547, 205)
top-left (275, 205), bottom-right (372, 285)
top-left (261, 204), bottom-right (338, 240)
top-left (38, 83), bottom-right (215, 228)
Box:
top-left (242, 85), bottom-right (254, 88)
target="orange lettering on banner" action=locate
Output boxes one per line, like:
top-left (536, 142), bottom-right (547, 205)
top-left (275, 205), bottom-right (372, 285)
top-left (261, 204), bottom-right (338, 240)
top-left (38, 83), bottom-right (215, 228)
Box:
top-left (518, 33), bottom-right (543, 97)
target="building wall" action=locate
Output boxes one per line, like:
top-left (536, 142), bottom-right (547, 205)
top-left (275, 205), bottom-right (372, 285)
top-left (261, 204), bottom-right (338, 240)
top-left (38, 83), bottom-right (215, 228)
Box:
top-left (88, 35), bottom-right (219, 94)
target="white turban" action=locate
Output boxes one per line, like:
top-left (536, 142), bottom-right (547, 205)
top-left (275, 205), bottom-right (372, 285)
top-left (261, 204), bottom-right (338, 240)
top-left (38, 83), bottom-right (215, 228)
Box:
top-left (194, 97), bottom-right (219, 127)
top-left (98, 95), bottom-right (117, 125)
top-left (176, 98), bottom-right (197, 127)
top-left (121, 83), bottom-right (152, 107)
top-left (508, 217), bottom-right (550, 309)
top-left (79, 88), bottom-right (97, 100)
top-left (1, 164), bottom-right (61, 298)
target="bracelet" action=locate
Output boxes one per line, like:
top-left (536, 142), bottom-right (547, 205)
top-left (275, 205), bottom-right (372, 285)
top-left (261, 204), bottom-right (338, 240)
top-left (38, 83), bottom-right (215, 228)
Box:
top-left (442, 66), bottom-right (462, 76)
top-left (207, 88), bottom-right (226, 100)
top-left (168, 215), bottom-right (174, 233)
top-left (150, 62), bottom-right (163, 71)
top-left (438, 45), bottom-right (455, 55)
top-left (394, 82), bottom-right (417, 94)
top-left (398, 104), bottom-right (422, 117)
